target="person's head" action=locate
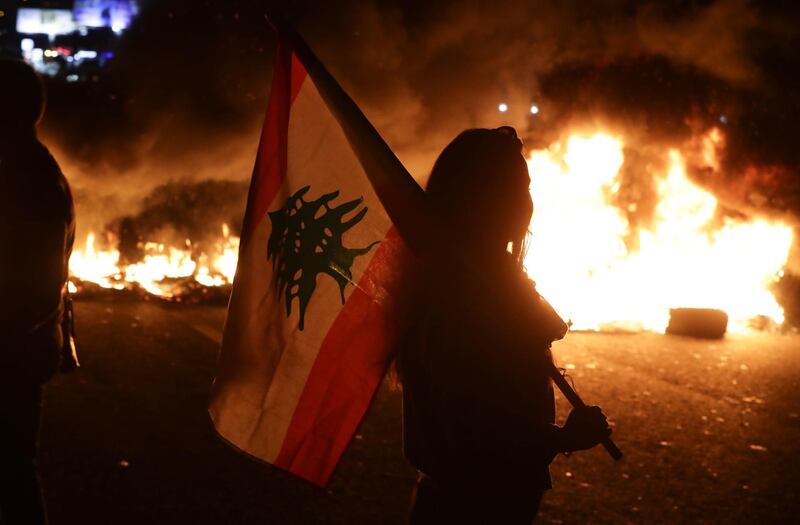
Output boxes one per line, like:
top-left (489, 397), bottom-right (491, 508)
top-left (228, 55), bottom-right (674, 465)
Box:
top-left (0, 59), bottom-right (46, 138)
top-left (426, 126), bottom-right (532, 264)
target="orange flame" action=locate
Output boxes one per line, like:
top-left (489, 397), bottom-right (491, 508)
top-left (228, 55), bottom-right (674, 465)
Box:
top-left (69, 224), bottom-right (239, 298)
top-left (525, 132), bottom-right (793, 332)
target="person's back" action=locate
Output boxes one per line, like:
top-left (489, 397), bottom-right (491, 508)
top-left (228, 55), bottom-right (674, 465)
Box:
top-left (401, 252), bottom-right (569, 523)
top-left (397, 128), bottom-right (610, 525)
top-left (0, 58), bottom-right (75, 525)
top-left (0, 137), bottom-right (74, 355)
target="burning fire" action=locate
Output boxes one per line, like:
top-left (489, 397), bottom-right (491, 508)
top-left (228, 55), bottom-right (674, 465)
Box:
top-left (69, 224), bottom-right (239, 298)
top-left (67, 130), bottom-right (793, 333)
top-left (524, 132), bottom-right (794, 332)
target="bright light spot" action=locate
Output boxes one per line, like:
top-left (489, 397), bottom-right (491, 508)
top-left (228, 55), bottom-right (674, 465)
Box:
top-left (498, 102), bottom-right (508, 113)
top-left (0, 10), bottom-right (6, 17)
top-left (66, 74), bottom-right (79, 82)
top-left (719, 115), bottom-right (728, 124)
top-left (530, 104), bottom-right (540, 115)
top-left (74, 50), bottom-right (98, 61)
top-left (21, 38), bottom-right (34, 52)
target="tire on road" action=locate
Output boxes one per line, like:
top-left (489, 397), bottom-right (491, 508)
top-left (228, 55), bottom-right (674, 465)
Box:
top-left (666, 308), bottom-right (728, 339)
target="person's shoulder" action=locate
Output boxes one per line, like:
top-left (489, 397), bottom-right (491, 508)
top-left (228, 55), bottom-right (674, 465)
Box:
top-left (29, 141), bottom-right (71, 195)
top-left (3, 139), bottom-right (62, 176)
top-left (6, 140), bottom-right (71, 208)
top-left (486, 263), bottom-right (568, 344)
top-left (31, 140), bottom-right (64, 177)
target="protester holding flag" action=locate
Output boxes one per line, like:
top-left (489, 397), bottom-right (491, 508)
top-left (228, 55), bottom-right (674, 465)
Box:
top-left (210, 16), bottom-right (613, 523)
top-left (395, 127), bottom-right (612, 524)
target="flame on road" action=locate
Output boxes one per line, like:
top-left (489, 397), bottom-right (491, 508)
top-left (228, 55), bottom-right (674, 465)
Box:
top-left (525, 132), bottom-right (793, 332)
top-left (69, 224), bottom-right (239, 298)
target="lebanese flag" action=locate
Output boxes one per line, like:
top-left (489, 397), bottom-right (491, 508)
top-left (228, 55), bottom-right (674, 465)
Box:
top-left (209, 36), bottom-right (408, 486)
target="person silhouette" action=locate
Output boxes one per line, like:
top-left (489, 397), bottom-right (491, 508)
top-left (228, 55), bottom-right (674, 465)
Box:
top-left (395, 127), bottom-right (611, 525)
top-left (260, 22), bottom-right (614, 523)
top-left (0, 58), bottom-right (75, 525)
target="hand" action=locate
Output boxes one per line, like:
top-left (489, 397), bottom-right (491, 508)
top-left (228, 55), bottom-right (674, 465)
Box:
top-left (560, 405), bottom-right (611, 452)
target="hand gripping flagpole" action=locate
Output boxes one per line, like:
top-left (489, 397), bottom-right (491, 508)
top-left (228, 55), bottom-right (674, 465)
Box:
top-left (549, 364), bottom-right (623, 460)
top-left (267, 11), bottom-right (622, 462)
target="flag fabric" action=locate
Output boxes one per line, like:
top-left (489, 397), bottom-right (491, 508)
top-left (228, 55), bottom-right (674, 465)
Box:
top-left (209, 37), bottom-right (406, 487)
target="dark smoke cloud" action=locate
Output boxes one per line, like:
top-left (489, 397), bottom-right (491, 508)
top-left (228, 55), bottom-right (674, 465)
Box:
top-left (30, 0), bottom-right (800, 250)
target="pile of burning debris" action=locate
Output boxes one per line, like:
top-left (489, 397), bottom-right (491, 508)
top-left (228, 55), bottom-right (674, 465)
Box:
top-left (68, 225), bottom-right (238, 305)
top-left (69, 276), bottom-right (233, 305)
top-left (523, 131), bottom-right (796, 336)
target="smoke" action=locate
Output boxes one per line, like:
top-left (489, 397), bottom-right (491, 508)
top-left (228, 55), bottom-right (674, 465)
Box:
top-left (39, 0), bottom-right (276, 240)
top-left (31, 0), bottom-right (800, 250)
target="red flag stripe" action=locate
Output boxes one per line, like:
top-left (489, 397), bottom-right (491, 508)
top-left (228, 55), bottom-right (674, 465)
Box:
top-left (273, 229), bottom-right (403, 485)
top-left (241, 44), bottom-right (308, 246)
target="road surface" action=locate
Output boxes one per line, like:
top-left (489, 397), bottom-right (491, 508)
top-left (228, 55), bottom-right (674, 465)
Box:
top-left (38, 299), bottom-right (800, 524)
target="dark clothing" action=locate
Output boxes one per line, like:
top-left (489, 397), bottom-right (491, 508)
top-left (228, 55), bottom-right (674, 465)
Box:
top-left (0, 136), bottom-right (74, 524)
top-left (400, 253), bottom-right (567, 523)
top-left (409, 472), bottom-right (543, 525)
top-left (0, 382), bottom-right (47, 525)
top-left (0, 136), bottom-right (74, 380)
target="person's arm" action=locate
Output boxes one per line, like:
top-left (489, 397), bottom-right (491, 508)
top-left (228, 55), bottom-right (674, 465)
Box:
top-left (31, 184), bottom-right (72, 320)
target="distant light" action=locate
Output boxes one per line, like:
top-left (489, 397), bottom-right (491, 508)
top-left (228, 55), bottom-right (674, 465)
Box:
top-left (530, 104), bottom-right (540, 115)
top-left (498, 102), bottom-right (508, 113)
top-left (17, 8), bottom-right (76, 35)
top-left (0, 10), bottom-right (5, 17)
top-left (21, 38), bottom-right (35, 52)
top-left (66, 74), bottom-right (79, 83)
top-left (74, 50), bottom-right (98, 60)
top-left (719, 115), bottom-right (728, 124)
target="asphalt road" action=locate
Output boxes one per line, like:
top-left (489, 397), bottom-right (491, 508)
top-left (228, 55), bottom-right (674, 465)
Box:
top-left (38, 299), bottom-right (800, 524)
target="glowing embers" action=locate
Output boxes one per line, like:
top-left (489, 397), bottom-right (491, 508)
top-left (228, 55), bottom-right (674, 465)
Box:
top-left (524, 132), bottom-right (793, 333)
top-left (69, 224), bottom-right (239, 300)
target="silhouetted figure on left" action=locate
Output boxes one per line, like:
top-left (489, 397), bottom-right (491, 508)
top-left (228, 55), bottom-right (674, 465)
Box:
top-left (0, 59), bottom-right (75, 525)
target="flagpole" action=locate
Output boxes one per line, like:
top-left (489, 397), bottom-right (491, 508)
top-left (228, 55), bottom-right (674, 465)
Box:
top-left (550, 364), bottom-right (623, 460)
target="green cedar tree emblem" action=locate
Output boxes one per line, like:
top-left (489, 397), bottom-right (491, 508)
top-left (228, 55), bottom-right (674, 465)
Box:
top-left (267, 186), bottom-right (379, 330)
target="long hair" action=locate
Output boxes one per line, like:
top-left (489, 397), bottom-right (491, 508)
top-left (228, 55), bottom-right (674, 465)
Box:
top-left (425, 126), bottom-right (531, 267)
top-left (392, 127), bottom-right (534, 387)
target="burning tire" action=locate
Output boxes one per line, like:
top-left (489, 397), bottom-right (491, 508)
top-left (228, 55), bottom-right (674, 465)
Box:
top-left (666, 308), bottom-right (728, 339)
